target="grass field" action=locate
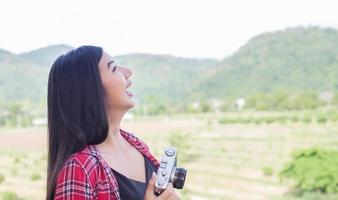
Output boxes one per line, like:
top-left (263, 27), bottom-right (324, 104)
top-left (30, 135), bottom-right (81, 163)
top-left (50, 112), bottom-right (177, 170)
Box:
top-left (0, 112), bottom-right (338, 200)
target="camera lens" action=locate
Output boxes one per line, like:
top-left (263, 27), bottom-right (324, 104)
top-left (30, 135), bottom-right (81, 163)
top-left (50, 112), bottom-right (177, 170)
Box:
top-left (173, 167), bottom-right (187, 189)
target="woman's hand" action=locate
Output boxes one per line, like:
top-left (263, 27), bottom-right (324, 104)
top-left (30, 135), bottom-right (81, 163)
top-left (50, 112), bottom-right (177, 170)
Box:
top-left (144, 172), bottom-right (180, 200)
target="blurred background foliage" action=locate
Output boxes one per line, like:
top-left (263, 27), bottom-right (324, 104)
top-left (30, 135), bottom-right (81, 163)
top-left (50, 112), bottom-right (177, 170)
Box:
top-left (1, 26), bottom-right (338, 127)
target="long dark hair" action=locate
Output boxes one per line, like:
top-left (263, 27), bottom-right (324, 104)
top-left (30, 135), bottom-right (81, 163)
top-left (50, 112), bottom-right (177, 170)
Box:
top-left (46, 45), bottom-right (109, 199)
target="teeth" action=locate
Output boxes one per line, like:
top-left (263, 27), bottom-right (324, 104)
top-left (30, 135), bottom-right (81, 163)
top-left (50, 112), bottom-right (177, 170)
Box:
top-left (126, 80), bottom-right (132, 89)
top-left (125, 90), bottom-right (133, 97)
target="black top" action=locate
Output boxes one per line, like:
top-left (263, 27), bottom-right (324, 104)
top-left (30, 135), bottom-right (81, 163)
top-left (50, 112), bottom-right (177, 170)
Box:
top-left (111, 154), bottom-right (157, 200)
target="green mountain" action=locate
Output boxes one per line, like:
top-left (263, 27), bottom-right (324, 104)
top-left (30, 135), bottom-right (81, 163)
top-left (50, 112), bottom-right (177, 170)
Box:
top-left (19, 44), bottom-right (74, 67)
top-left (0, 45), bottom-right (218, 108)
top-left (0, 49), bottom-right (12, 61)
top-left (196, 26), bottom-right (338, 99)
top-left (0, 45), bottom-right (74, 104)
top-left (0, 26), bottom-right (338, 111)
top-left (114, 53), bottom-right (219, 105)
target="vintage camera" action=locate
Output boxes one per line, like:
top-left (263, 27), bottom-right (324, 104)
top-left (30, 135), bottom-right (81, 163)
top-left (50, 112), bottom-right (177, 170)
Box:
top-left (154, 147), bottom-right (187, 196)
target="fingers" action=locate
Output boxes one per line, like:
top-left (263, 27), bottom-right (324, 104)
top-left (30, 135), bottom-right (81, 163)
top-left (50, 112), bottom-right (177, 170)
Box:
top-left (166, 189), bottom-right (181, 200)
top-left (144, 172), bottom-right (157, 199)
top-left (148, 172), bottom-right (156, 191)
top-left (157, 183), bottom-right (177, 200)
top-left (144, 175), bottom-right (180, 200)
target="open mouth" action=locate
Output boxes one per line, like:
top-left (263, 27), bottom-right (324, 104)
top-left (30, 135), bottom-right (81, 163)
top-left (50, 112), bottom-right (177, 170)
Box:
top-left (125, 80), bottom-right (133, 97)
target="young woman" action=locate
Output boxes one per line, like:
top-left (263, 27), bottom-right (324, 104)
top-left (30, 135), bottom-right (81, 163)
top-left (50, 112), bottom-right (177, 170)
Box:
top-left (46, 45), bottom-right (180, 200)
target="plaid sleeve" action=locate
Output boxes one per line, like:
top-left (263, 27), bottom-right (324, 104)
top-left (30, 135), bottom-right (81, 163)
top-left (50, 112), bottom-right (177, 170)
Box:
top-left (54, 157), bottom-right (95, 200)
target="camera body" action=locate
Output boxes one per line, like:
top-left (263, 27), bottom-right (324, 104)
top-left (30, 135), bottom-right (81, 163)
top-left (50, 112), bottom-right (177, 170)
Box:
top-left (154, 147), bottom-right (187, 196)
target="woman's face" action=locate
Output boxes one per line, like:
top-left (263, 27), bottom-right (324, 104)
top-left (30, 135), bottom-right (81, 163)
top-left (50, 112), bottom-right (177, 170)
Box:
top-left (98, 52), bottom-right (135, 111)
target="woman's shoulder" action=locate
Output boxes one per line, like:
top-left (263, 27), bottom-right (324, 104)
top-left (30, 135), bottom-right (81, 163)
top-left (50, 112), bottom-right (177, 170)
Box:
top-left (62, 145), bottom-right (101, 173)
top-left (55, 146), bottom-right (103, 198)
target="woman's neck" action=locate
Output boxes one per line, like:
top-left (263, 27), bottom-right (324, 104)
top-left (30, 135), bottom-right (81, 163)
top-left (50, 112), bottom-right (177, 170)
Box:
top-left (96, 108), bottom-right (129, 154)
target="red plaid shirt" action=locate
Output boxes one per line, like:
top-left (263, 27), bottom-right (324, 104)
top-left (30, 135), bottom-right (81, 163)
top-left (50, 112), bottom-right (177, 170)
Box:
top-left (54, 129), bottom-right (160, 200)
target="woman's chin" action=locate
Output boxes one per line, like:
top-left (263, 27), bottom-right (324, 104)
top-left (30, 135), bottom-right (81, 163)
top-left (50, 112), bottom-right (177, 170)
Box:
top-left (128, 101), bottom-right (135, 108)
top-left (126, 98), bottom-right (135, 109)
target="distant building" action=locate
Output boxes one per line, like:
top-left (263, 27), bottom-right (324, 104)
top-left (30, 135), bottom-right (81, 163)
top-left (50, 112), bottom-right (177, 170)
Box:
top-left (32, 118), bottom-right (47, 126)
top-left (191, 101), bottom-right (200, 110)
top-left (123, 112), bottom-right (134, 121)
top-left (235, 98), bottom-right (246, 111)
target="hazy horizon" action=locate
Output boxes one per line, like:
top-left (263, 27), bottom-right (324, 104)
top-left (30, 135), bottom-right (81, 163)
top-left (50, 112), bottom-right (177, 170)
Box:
top-left (1, 0), bottom-right (337, 59)
top-left (1, 25), bottom-right (337, 60)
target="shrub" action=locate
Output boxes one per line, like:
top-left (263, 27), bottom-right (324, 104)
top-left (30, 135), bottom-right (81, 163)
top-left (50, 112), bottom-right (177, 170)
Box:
top-left (263, 167), bottom-right (274, 176)
top-left (237, 118), bottom-right (247, 124)
top-left (290, 115), bottom-right (299, 123)
top-left (0, 173), bottom-right (5, 184)
top-left (241, 117), bottom-right (253, 124)
top-left (316, 115), bottom-right (327, 123)
top-left (30, 172), bottom-right (41, 181)
top-left (277, 115), bottom-right (288, 124)
top-left (218, 117), bottom-right (242, 124)
top-left (301, 114), bottom-right (312, 123)
top-left (11, 168), bottom-right (18, 176)
top-left (254, 118), bottom-right (263, 124)
top-left (218, 117), bottom-right (230, 124)
top-left (1, 191), bottom-right (19, 200)
top-left (279, 147), bottom-right (338, 193)
top-left (263, 116), bottom-right (275, 124)
top-left (13, 156), bottom-right (20, 164)
top-left (229, 118), bottom-right (240, 124)
top-left (276, 191), bottom-right (338, 200)
top-left (330, 113), bottom-right (338, 122)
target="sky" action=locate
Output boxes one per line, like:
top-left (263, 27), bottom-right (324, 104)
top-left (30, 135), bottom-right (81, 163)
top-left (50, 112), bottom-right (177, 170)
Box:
top-left (0, 0), bottom-right (337, 59)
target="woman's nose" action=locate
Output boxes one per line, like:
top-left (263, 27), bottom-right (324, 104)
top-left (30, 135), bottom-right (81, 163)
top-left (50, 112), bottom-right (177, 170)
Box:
top-left (124, 67), bottom-right (133, 79)
top-left (128, 69), bottom-right (132, 78)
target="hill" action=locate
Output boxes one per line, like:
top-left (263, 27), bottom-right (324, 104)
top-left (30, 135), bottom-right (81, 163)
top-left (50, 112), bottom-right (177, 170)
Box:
top-left (1, 26), bottom-right (338, 111)
top-left (0, 45), bottom-right (218, 108)
top-left (195, 26), bottom-right (338, 99)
